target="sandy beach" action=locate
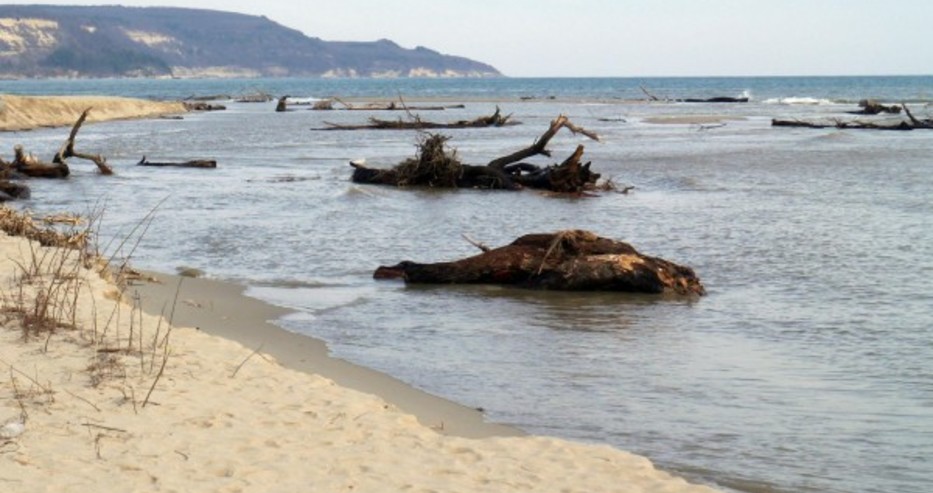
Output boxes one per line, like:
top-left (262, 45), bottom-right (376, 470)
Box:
top-left (0, 211), bottom-right (722, 493)
top-left (0, 94), bottom-right (186, 132)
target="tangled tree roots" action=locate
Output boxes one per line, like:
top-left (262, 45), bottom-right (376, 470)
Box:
top-left (350, 115), bottom-right (609, 194)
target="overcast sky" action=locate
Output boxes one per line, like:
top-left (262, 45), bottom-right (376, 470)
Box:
top-left (7, 0), bottom-right (933, 77)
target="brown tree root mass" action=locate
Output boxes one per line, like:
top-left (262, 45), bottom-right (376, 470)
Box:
top-left (374, 230), bottom-right (705, 296)
top-left (350, 115), bottom-right (609, 194)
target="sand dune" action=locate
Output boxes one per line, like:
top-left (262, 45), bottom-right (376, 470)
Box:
top-left (0, 221), bottom-right (721, 492)
top-left (0, 94), bottom-right (186, 131)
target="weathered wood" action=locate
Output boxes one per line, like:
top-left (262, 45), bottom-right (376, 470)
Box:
top-left (850, 99), bottom-right (902, 115)
top-left (13, 144), bottom-right (69, 178)
top-left (321, 107), bottom-right (516, 131)
top-left (0, 180), bottom-right (30, 201)
top-left (137, 156), bottom-right (217, 168)
top-left (184, 101), bottom-right (227, 111)
top-left (311, 97), bottom-right (464, 111)
top-left (349, 115), bottom-right (607, 194)
top-left (374, 230), bottom-right (705, 295)
top-left (486, 114), bottom-right (599, 171)
top-left (53, 108), bottom-right (114, 175)
top-left (275, 95), bottom-right (289, 112)
top-left (771, 118), bottom-right (915, 131)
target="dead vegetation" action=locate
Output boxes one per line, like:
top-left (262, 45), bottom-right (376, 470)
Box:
top-left (350, 114), bottom-right (616, 194)
top-left (772, 103), bottom-right (933, 131)
top-left (0, 206), bottom-right (176, 434)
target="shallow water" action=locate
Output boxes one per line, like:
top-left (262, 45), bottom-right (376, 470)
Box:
top-left (8, 76), bottom-right (933, 493)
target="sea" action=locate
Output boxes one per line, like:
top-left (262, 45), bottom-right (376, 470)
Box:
top-left (2, 76), bottom-right (931, 493)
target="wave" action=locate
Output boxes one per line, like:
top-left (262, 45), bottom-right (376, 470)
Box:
top-left (762, 97), bottom-right (840, 106)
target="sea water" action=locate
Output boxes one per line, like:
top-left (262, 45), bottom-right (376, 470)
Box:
top-left (4, 76), bottom-right (932, 493)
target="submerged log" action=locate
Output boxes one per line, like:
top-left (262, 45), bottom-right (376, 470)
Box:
top-left (137, 156), bottom-right (217, 168)
top-left (350, 115), bottom-right (607, 193)
top-left (850, 99), bottom-right (902, 115)
top-left (312, 97), bottom-right (464, 111)
top-left (13, 144), bottom-right (69, 178)
top-left (184, 101), bottom-right (227, 111)
top-left (374, 230), bottom-right (705, 295)
top-left (773, 104), bottom-right (931, 131)
top-left (640, 86), bottom-right (747, 103)
top-left (0, 180), bottom-right (31, 201)
top-left (321, 106), bottom-right (516, 131)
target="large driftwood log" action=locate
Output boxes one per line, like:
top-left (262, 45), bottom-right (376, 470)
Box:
top-left (374, 230), bottom-right (705, 295)
top-left (13, 144), bottom-right (69, 178)
top-left (137, 156), bottom-right (218, 168)
top-left (350, 115), bottom-right (607, 193)
top-left (321, 107), bottom-right (516, 131)
top-left (640, 86), bottom-right (747, 103)
top-left (312, 97), bottom-right (464, 111)
top-left (773, 103), bottom-right (931, 131)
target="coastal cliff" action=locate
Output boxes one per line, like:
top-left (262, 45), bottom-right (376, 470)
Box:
top-left (0, 5), bottom-right (501, 79)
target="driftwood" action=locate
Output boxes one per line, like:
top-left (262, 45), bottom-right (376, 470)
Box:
top-left (184, 101), bottom-right (227, 111)
top-left (11, 144), bottom-right (69, 178)
top-left (374, 230), bottom-right (705, 295)
top-left (235, 91), bottom-right (274, 103)
top-left (849, 99), bottom-right (901, 115)
top-left (321, 106), bottom-right (516, 131)
top-left (312, 97), bottom-right (464, 111)
top-left (772, 104), bottom-right (932, 131)
top-left (4, 108), bottom-right (113, 179)
top-left (275, 95), bottom-right (289, 112)
top-left (0, 180), bottom-right (30, 201)
top-left (53, 108), bottom-right (113, 175)
top-left (350, 115), bottom-right (608, 193)
top-left (640, 86), bottom-right (747, 103)
top-left (137, 156), bottom-right (217, 168)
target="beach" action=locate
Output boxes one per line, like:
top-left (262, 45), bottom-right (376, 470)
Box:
top-left (0, 217), bottom-right (720, 492)
top-left (0, 94), bottom-right (721, 493)
top-left (0, 94), bottom-right (185, 132)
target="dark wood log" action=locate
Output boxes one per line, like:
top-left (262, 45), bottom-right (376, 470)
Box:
top-left (487, 114), bottom-right (599, 171)
top-left (320, 107), bottom-right (517, 131)
top-left (53, 108), bottom-right (114, 175)
top-left (137, 156), bottom-right (217, 168)
top-left (184, 101), bottom-right (227, 111)
top-left (772, 118), bottom-right (915, 131)
top-left (849, 99), bottom-right (902, 115)
top-left (374, 230), bottom-right (705, 295)
top-left (14, 144), bottom-right (69, 178)
top-left (349, 115), bottom-right (607, 194)
top-left (0, 180), bottom-right (30, 201)
top-left (275, 95), bottom-right (289, 112)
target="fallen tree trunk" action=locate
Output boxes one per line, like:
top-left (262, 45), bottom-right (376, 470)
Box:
top-left (137, 156), bottom-right (217, 168)
top-left (13, 144), bottom-right (69, 178)
top-left (773, 104), bottom-right (931, 131)
top-left (374, 230), bottom-right (705, 295)
top-left (321, 106), bottom-right (516, 130)
top-left (350, 115), bottom-right (609, 193)
top-left (640, 86), bottom-right (747, 103)
top-left (312, 97), bottom-right (464, 111)
top-left (53, 108), bottom-right (114, 175)
top-left (772, 118), bottom-right (915, 131)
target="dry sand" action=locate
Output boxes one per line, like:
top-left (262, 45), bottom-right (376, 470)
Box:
top-left (0, 228), bottom-right (723, 493)
top-left (0, 94), bottom-right (186, 131)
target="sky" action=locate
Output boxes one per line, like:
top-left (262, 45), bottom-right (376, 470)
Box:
top-left (6, 0), bottom-right (933, 77)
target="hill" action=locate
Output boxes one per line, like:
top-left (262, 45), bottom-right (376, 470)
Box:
top-left (0, 5), bottom-right (501, 79)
